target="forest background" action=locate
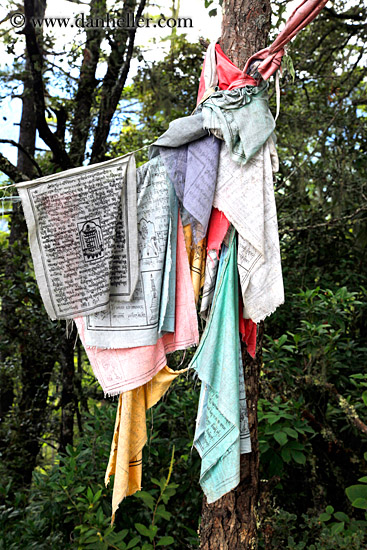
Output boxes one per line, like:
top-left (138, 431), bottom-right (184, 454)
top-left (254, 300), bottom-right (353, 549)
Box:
top-left (0, 0), bottom-right (366, 549)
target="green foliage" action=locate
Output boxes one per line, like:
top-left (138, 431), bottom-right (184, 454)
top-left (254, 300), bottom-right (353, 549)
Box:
top-left (110, 36), bottom-right (204, 163)
top-left (259, 396), bottom-right (315, 476)
top-left (0, 402), bottom-right (199, 550)
top-left (259, 507), bottom-right (367, 549)
top-left (346, 452), bottom-right (367, 510)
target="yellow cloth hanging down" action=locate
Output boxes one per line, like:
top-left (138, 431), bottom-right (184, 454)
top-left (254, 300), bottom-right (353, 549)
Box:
top-left (183, 224), bottom-right (206, 304)
top-left (105, 365), bottom-right (188, 524)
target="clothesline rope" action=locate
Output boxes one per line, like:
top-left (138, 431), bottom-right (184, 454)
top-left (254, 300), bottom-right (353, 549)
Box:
top-left (0, 142), bottom-right (152, 191)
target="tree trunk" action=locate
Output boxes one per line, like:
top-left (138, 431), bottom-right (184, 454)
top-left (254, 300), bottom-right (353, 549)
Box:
top-left (59, 324), bottom-right (77, 454)
top-left (0, 0), bottom-right (61, 491)
top-left (0, 57), bottom-right (35, 422)
top-left (199, 1), bottom-right (271, 547)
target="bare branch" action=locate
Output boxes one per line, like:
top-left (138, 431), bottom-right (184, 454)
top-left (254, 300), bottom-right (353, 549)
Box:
top-left (23, 0), bottom-right (71, 169)
top-left (69, 0), bottom-right (106, 166)
top-left (0, 152), bottom-right (29, 183)
top-left (0, 139), bottom-right (42, 176)
top-left (90, 0), bottom-right (147, 163)
top-left (306, 377), bottom-right (367, 437)
top-left (281, 204), bottom-right (367, 234)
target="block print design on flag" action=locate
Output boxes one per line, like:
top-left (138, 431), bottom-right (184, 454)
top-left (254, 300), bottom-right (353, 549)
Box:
top-left (83, 155), bottom-right (178, 350)
top-left (16, 154), bottom-right (138, 320)
top-left (191, 232), bottom-right (251, 504)
top-left (213, 139), bottom-right (284, 322)
top-left (74, 212), bottom-right (198, 396)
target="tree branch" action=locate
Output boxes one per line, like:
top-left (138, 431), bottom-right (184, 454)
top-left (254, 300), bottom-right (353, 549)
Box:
top-left (69, 0), bottom-right (106, 166)
top-left (282, 204), bottom-right (367, 234)
top-left (23, 0), bottom-right (71, 169)
top-left (90, 0), bottom-right (147, 163)
top-left (0, 152), bottom-right (29, 183)
top-left (305, 377), bottom-right (367, 437)
top-left (0, 139), bottom-right (42, 176)
top-left (325, 6), bottom-right (367, 23)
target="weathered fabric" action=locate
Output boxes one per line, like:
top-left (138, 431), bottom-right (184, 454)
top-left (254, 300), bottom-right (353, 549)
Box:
top-left (159, 192), bottom-right (178, 334)
top-left (75, 214), bottom-right (198, 396)
top-left (242, 0), bottom-right (329, 82)
top-left (201, 82), bottom-right (275, 165)
top-left (196, 41), bottom-right (218, 105)
top-left (213, 139), bottom-right (284, 322)
top-left (183, 223), bottom-right (206, 304)
top-left (206, 207), bottom-right (231, 253)
top-left (83, 156), bottom-right (177, 349)
top-left (240, 314), bottom-right (257, 358)
top-left (200, 208), bottom-right (231, 320)
top-left (158, 134), bottom-right (221, 242)
top-left (200, 249), bottom-right (219, 320)
top-left (197, 43), bottom-right (258, 104)
top-left (16, 154), bottom-right (138, 320)
top-left (151, 114), bottom-right (207, 151)
top-left (191, 233), bottom-right (251, 504)
top-left (106, 365), bottom-right (187, 524)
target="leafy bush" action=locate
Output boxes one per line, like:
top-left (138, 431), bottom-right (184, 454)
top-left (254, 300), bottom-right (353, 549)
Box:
top-left (0, 381), bottom-right (201, 550)
top-left (258, 507), bottom-right (367, 550)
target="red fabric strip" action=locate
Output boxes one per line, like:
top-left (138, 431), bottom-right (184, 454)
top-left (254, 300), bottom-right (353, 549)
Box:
top-left (242, 0), bottom-right (329, 81)
top-left (207, 207), bottom-right (231, 253)
top-left (239, 293), bottom-right (257, 358)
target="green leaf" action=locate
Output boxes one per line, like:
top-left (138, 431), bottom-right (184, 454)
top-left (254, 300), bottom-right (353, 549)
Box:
top-left (278, 334), bottom-right (288, 346)
top-left (84, 535), bottom-right (100, 543)
top-left (283, 427), bottom-right (298, 439)
top-left (208, 8), bottom-right (217, 16)
top-left (351, 498), bottom-right (367, 509)
top-left (81, 528), bottom-right (99, 540)
top-left (151, 478), bottom-right (163, 489)
top-left (156, 536), bottom-right (175, 546)
top-left (135, 524), bottom-right (151, 538)
top-left (134, 524), bottom-right (157, 542)
top-left (126, 536), bottom-right (141, 549)
top-left (291, 450), bottom-right (306, 465)
top-left (87, 486), bottom-right (93, 502)
top-left (331, 522), bottom-right (344, 535)
top-left (326, 505), bottom-right (334, 514)
top-left (115, 529), bottom-right (129, 541)
top-left (155, 505), bottom-right (171, 521)
top-left (346, 484), bottom-right (367, 504)
top-left (274, 431), bottom-right (288, 446)
top-left (267, 415), bottom-right (282, 425)
top-left (319, 513), bottom-right (331, 522)
top-left (281, 447), bottom-right (291, 463)
top-left (334, 511), bottom-right (349, 523)
top-left (134, 491), bottom-right (155, 511)
top-left (93, 489), bottom-right (102, 503)
top-left (358, 477), bottom-right (367, 483)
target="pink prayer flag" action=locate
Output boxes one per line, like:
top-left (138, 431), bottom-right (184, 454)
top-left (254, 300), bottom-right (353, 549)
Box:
top-left (75, 214), bottom-right (199, 396)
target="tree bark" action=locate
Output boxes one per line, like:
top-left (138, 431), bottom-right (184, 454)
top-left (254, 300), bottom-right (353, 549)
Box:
top-left (59, 324), bottom-right (77, 454)
top-left (24, 0), bottom-right (71, 169)
top-left (0, 56), bottom-right (35, 422)
top-left (0, 0), bottom-right (62, 491)
top-left (199, 1), bottom-right (271, 547)
top-left (90, 0), bottom-right (147, 163)
top-left (220, 0), bottom-right (271, 69)
top-left (69, 0), bottom-right (106, 166)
